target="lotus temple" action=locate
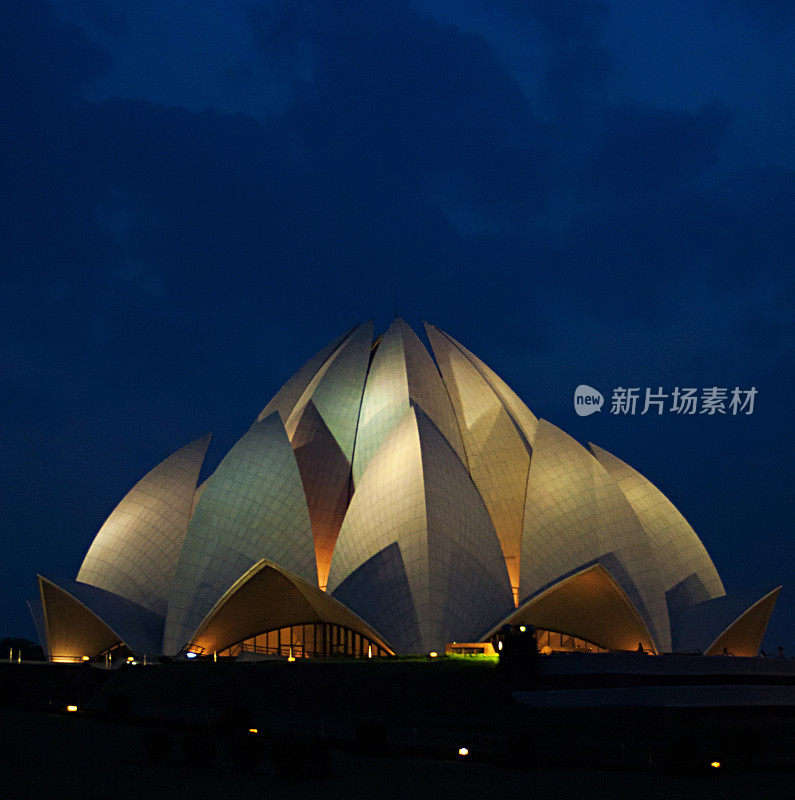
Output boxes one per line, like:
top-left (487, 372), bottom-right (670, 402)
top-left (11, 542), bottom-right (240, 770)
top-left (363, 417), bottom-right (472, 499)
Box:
top-left (31, 320), bottom-right (780, 662)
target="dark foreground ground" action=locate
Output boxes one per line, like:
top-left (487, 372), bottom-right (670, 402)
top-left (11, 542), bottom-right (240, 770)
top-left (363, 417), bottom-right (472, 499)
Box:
top-left (1, 707), bottom-right (793, 800)
top-left (1, 659), bottom-right (793, 798)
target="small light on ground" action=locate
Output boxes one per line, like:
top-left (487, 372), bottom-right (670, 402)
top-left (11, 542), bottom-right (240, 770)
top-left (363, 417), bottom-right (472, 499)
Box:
top-left (81, 656), bottom-right (90, 661)
top-left (127, 656), bottom-right (134, 662)
top-left (458, 747), bottom-right (469, 757)
top-left (248, 728), bottom-right (258, 734)
top-left (429, 651), bottom-right (438, 658)
top-left (710, 761), bottom-right (721, 769)
top-left (519, 626), bottom-right (526, 632)
top-left (66, 705), bottom-right (78, 713)
top-left (287, 656), bottom-right (296, 662)
top-left (185, 652), bottom-right (197, 659)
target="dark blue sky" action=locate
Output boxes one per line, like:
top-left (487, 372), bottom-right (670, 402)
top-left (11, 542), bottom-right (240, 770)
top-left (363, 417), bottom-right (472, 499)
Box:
top-left (1, 0), bottom-right (792, 649)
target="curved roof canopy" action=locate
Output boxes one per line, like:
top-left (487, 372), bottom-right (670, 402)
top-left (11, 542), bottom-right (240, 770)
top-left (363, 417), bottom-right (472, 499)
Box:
top-left (189, 559), bottom-right (392, 655)
top-left (38, 576), bottom-right (164, 659)
top-left (705, 587), bottom-right (781, 657)
top-left (481, 564), bottom-right (658, 653)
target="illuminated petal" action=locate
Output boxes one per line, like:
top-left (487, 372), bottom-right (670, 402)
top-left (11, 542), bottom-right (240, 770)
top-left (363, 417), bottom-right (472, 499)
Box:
top-left (588, 442), bottom-right (725, 612)
top-left (77, 434), bottom-right (211, 615)
top-left (330, 407), bottom-right (512, 652)
top-left (38, 576), bottom-right (163, 659)
top-left (164, 413), bottom-right (314, 653)
top-left (521, 421), bottom-right (670, 651)
top-left (425, 323), bottom-right (530, 605)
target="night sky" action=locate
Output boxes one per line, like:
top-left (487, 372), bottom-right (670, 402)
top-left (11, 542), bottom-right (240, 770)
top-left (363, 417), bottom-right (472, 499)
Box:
top-left (2, 1), bottom-right (792, 650)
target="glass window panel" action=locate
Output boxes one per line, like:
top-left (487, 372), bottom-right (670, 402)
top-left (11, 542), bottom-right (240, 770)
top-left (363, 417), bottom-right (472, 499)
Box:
top-left (304, 625), bottom-right (314, 657)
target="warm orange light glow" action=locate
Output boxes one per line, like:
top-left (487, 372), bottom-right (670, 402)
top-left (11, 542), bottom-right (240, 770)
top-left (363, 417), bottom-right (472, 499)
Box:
top-left (249, 728), bottom-right (258, 734)
top-left (710, 761), bottom-right (721, 769)
top-left (368, 644), bottom-right (372, 659)
top-left (81, 655), bottom-right (90, 661)
top-left (127, 656), bottom-right (134, 662)
top-left (313, 538), bottom-right (339, 597)
top-left (445, 642), bottom-right (496, 656)
top-left (458, 747), bottom-right (469, 757)
top-left (429, 651), bottom-right (438, 658)
top-left (287, 656), bottom-right (296, 662)
top-left (66, 705), bottom-right (78, 713)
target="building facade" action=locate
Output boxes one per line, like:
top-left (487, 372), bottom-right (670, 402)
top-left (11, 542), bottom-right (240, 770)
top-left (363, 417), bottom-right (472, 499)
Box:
top-left (32, 320), bottom-right (779, 661)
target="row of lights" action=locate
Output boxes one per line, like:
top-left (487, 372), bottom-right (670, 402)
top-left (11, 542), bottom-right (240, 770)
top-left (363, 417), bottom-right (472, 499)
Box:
top-left (58, 696), bottom-right (725, 771)
top-left (132, 648), bottom-right (394, 664)
top-left (452, 748), bottom-right (721, 768)
top-left (52, 713), bottom-right (724, 772)
top-left (75, 654), bottom-right (149, 664)
top-left (169, 639), bottom-right (379, 662)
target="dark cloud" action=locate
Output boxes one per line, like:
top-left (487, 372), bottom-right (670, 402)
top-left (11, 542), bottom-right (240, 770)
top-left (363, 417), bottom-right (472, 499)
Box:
top-left (53, 0), bottom-right (128, 37)
top-left (707, 0), bottom-right (795, 29)
top-left (272, 1), bottom-right (548, 207)
top-left (518, 0), bottom-right (611, 113)
top-left (585, 103), bottom-right (732, 195)
top-left (1, 0), bottom-right (110, 98)
top-left (245, 0), bottom-right (317, 72)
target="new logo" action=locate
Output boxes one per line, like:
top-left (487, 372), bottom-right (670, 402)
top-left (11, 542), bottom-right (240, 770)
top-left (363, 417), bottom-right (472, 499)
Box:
top-left (574, 385), bottom-right (603, 416)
